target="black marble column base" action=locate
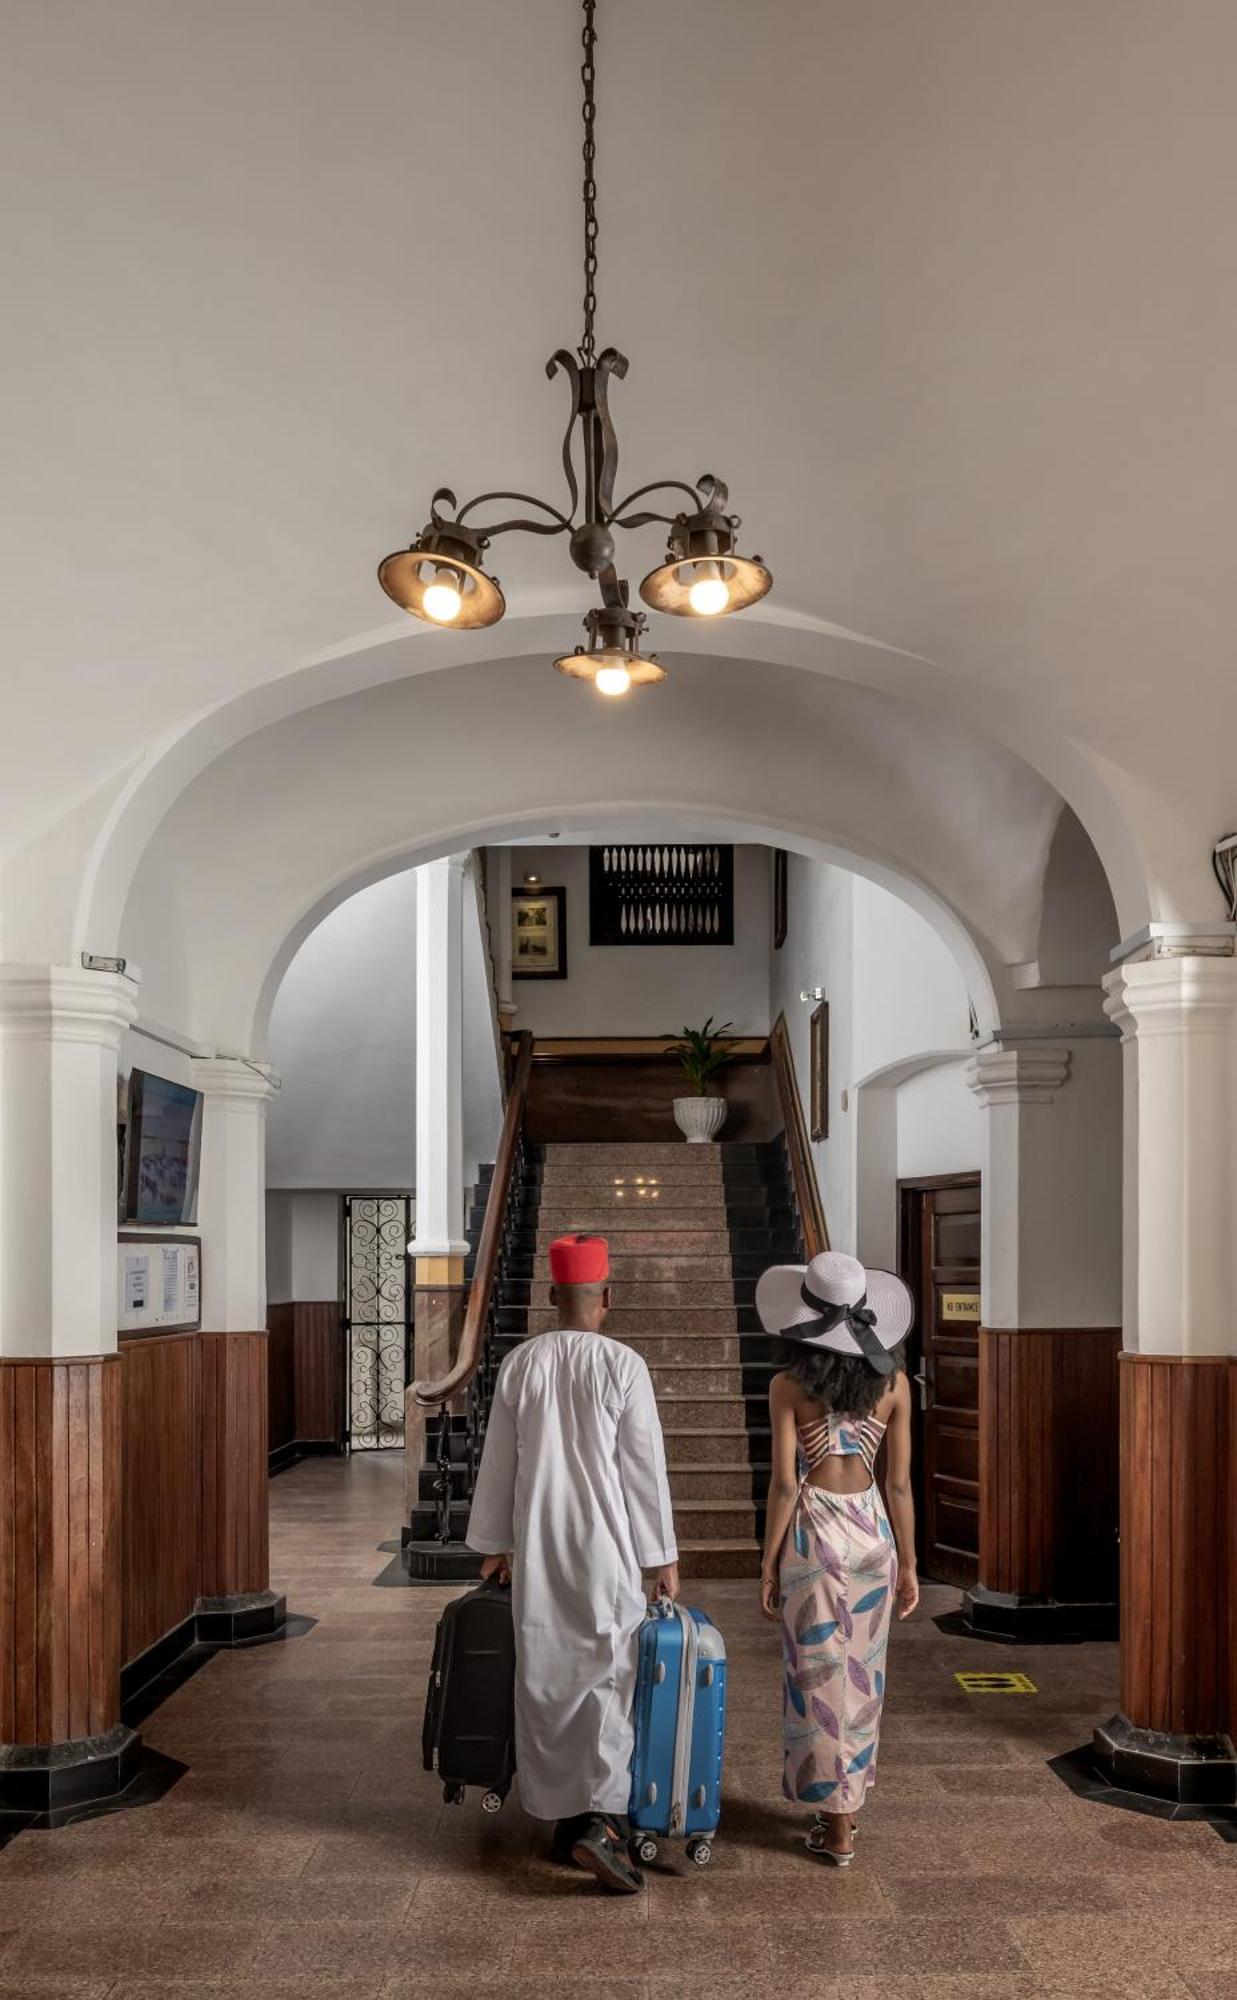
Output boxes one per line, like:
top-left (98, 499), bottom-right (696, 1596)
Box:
top-left (194, 1588), bottom-right (287, 1644)
top-left (0, 1723), bottom-right (142, 1815)
top-left (963, 1582), bottom-right (1118, 1643)
top-left (402, 1532), bottom-right (483, 1584)
top-left (1093, 1712), bottom-right (1237, 1806)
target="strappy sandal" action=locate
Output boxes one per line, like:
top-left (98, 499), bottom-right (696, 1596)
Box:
top-left (805, 1811), bottom-right (855, 1867)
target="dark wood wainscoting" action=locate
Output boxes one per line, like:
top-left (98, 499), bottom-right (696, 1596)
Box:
top-left (524, 1039), bottom-right (778, 1144)
top-left (979, 1327), bottom-right (1121, 1607)
top-left (0, 1354), bottom-right (123, 1747)
top-left (200, 1331), bottom-right (269, 1601)
top-left (267, 1301), bottom-right (345, 1469)
top-left (1119, 1352), bottom-right (1231, 1736)
top-left (120, 1331), bottom-right (201, 1662)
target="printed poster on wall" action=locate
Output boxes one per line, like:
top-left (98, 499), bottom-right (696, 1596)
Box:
top-left (118, 1235), bottom-right (202, 1334)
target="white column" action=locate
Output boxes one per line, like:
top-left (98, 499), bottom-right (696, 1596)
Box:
top-left (191, 1056), bottom-right (278, 1332)
top-left (409, 854), bottom-right (469, 1260)
top-left (0, 964), bottom-right (138, 1358)
top-left (1103, 950), bottom-right (1237, 1356)
top-left (966, 1029), bottom-right (1122, 1327)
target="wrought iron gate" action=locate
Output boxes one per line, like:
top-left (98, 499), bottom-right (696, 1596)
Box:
top-left (344, 1195), bottom-right (412, 1450)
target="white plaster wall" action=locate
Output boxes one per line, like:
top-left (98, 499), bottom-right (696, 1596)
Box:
top-left (852, 879), bottom-right (974, 1076)
top-left (771, 859), bottom-right (980, 1257)
top-left (897, 1062), bottom-right (982, 1181)
top-left (769, 856), bottom-right (856, 1251)
top-left (264, 865), bottom-right (503, 1192)
top-left (500, 843), bottom-right (772, 1037)
top-left (265, 1190), bottom-right (339, 1305)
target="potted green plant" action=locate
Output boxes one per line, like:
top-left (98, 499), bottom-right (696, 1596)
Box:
top-left (666, 1017), bottom-right (735, 1143)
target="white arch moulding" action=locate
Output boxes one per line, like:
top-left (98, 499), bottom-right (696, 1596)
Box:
top-left (251, 809), bottom-right (1002, 1057)
top-left (58, 605), bottom-right (1157, 974)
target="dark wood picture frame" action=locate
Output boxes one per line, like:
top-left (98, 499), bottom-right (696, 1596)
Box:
top-left (512, 884), bottom-right (568, 981)
top-left (809, 1001), bottom-right (829, 1141)
top-left (773, 849), bottom-right (788, 950)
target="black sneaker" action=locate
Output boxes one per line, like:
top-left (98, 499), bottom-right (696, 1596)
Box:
top-left (571, 1813), bottom-right (645, 1895)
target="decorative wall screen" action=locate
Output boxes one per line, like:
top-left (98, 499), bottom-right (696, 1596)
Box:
top-left (344, 1195), bottom-right (412, 1450)
top-left (589, 844), bottom-right (734, 946)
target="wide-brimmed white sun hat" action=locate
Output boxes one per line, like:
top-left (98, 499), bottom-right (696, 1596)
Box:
top-left (755, 1250), bottom-right (914, 1376)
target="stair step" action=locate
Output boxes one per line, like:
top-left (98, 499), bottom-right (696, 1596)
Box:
top-left (611, 1336), bottom-right (739, 1364)
top-left (652, 1393), bottom-right (747, 1426)
top-left (669, 1500), bottom-right (757, 1538)
top-left (661, 1426), bottom-right (768, 1466)
top-left (677, 1539), bottom-right (762, 1580)
top-left (526, 1307), bottom-right (738, 1336)
top-left (668, 1466), bottom-right (756, 1500)
top-left (536, 1194), bottom-right (730, 1220)
top-left (648, 1364), bottom-right (744, 1397)
top-left (535, 1228), bottom-right (731, 1254)
top-left (531, 1253), bottom-right (733, 1280)
top-left (528, 1281), bottom-right (736, 1309)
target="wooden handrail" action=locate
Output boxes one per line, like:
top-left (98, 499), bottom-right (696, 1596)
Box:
top-left (411, 1030), bottom-right (535, 1410)
top-left (769, 1011), bottom-right (830, 1257)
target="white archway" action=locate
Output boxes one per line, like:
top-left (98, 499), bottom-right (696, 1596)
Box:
top-left (0, 610), bottom-right (1154, 975)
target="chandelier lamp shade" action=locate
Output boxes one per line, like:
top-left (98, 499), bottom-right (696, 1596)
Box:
top-left (376, 0), bottom-right (771, 692)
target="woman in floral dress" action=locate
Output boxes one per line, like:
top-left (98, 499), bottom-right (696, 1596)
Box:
top-left (756, 1251), bottom-right (919, 1866)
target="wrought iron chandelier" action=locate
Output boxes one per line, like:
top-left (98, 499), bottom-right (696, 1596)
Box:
top-left (377, 0), bottom-right (771, 697)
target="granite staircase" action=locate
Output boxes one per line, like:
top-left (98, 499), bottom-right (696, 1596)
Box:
top-left (527, 1139), bottom-right (802, 1579)
top-left (407, 1137), bottom-right (804, 1578)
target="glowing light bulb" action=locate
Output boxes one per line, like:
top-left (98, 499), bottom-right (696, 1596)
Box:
top-left (422, 570), bottom-right (463, 623)
top-left (688, 563), bottom-right (730, 616)
top-left (595, 662), bottom-right (632, 697)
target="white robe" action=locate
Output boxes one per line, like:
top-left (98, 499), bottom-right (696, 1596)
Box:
top-left (466, 1328), bottom-right (678, 1820)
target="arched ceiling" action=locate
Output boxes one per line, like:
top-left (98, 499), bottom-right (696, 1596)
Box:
top-left (4, 1), bottom-right (1234, 927)
top-left (116, 652), bottom-right (1068, 1049)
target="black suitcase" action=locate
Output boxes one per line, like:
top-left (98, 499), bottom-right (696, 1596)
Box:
top-left (422, 1578), bottom-right (516, 1812)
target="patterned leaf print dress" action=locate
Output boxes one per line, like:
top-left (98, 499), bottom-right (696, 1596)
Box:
top-left (779, 1410), bottom-right (897, 1813)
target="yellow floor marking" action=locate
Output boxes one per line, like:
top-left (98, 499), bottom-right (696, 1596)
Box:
top-left (954, 1670), bottom-right (1038, 1694)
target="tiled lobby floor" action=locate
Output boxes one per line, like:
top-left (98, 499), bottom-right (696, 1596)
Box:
top-left (2, 1452), bottom-right (1234, 2000)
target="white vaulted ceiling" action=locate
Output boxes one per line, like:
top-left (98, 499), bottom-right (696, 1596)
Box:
top-left (3, 1), bottom-right (1235, 920)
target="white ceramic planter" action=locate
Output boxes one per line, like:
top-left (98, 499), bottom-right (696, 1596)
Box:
top-left (673, 1095), bottom-right (728, 1144)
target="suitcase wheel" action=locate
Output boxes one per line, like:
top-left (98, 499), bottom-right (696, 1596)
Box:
top-left (443, 1784), bottom-right (466, 1806)
top-left (636, 1836), bottom-right (659, 1866)
top-left (480, 1790), bottom-right (505, 1814)
top-left (686, 1838), bottom-right (713, 1867)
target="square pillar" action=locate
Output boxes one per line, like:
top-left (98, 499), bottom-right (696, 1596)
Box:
top-left (963, 1029), bottom-right (1122, 1641)
top-left (1092, 948), bottom-right (1237, 1803)
top-left (0, 966), bottom-right (141, 1810)
top-left (191, 1056), bottom-right (284, 1638)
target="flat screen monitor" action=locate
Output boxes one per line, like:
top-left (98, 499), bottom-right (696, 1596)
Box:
top-left (122, 1068), bottom-right (203, 1226)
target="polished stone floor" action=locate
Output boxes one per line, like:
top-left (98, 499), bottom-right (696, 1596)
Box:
top-left (1, 1452), bottom-right (1234, 2000)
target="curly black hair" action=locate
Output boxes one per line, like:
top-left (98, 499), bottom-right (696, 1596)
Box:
top-left (773, 1338), bottom-right (906, 1420)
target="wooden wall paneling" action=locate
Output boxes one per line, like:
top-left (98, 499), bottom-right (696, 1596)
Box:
top-left (120, 1331), bottom-right (202, 1663)
top-left (199, 1331), bottom-right (269, 1601)
top-left (974, 1326), bottom-right (1121, 1628)
top-left (0, 1355), bottom-right (123, 1749)
top-left (1118, 1353), bottom-right (1230, 1735)
top-left (267, 1303), bottom-right (295, 1456)
top-left (293, 1302), bottom-right (344, 1444)
top-left (524, 1045), bottom-right (778, 1145)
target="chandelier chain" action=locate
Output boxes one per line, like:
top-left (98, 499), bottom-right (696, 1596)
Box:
top-left (580, 0), bottom-right (598, 365)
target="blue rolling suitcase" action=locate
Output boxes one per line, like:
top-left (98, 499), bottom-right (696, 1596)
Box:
top-left (629, 1599), bottom-right (727, 1867)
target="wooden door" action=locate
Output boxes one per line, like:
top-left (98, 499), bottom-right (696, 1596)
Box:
top-left (898, 1176), bottom-right (981, 1587)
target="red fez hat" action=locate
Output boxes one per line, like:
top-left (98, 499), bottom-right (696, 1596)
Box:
top-left (548, 1234), bottom-right (610, 1285)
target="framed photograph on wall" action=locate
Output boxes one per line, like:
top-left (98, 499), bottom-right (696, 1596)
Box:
top-left (810, 1001), bottom-right (829, 1142)
top-left (512, 885), bottom-right (568, 980)
top-left (773, 849), bottom-right (788, 950)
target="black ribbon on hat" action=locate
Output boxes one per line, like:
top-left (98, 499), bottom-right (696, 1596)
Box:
top-left (780, 1282), bottom-right (896, 1376)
